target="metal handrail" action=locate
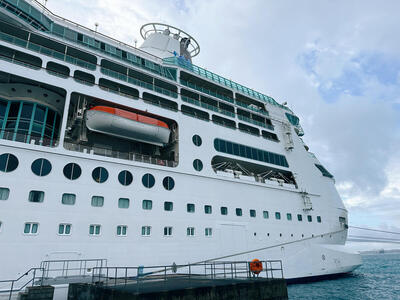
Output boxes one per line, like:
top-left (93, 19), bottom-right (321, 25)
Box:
top-left (0, 268), bottom-right (44, 300)
top-left (63, 141), bottom-right (178, 168)
top-left (91, 260), bottom-right (284, 289)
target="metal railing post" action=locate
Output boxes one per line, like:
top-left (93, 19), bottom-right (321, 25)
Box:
top-left (32, 269), bottom-right (36, 286)
top-left (9, 281), bottom-right (14, 300)
top-left (114, 268), bottom-right (117, 286)
top-left (125, 268), bottom-right (127, 285)
top-left (265, 261), bottom-right (268, 279)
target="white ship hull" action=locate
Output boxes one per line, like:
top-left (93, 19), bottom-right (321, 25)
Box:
top-left (0, 0), bottom-right (361, 294)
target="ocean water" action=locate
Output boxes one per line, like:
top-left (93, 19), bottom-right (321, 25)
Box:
top-left (287, 253), bottom-right (400, 300)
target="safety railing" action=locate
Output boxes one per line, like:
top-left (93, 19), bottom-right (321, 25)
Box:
top-left (40, 259), bottom-right (107, 279)
top-left (0, 31), bottom-right (96, 70)
top-left (238, 114), bottom-right (269, 129)
top-left (0, 268), bottom-right (44, 300)
top-left (63, 141), bottom-right (178, 168)
top-left (0, 130), bottom-right (58, 147)
top-left (180, 78), bottom-right (234, 103)
top-left (101, 67), bottom-right (178, 98)
top-left (235, 100), bottom-right (269, 116)
top-left (91, 260), bottom-right (283, 290)
top-left (181, 95), bottom-right (235, 118)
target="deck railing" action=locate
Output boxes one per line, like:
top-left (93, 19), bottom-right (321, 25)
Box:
top-left (63, 141), bottom-right (178, 168)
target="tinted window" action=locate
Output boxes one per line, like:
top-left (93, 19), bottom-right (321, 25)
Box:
top-left (63, 163), bottom-right (82, 180)
top-left (317, 216), bottom-right (322, 223)
top-left (193, 159), bottom-right (203, 171)
top-left (297, 214), bottom-right (303, 221)
top-left (62, 193), bottom-right (76, 205)
top-left (250, 209), bottom-right (256, 217)
top-left (275, 212), bottom-right (281, 220)
top-left (236, 208), bottom-right (242, 216)
top-left (92, 167), bottom-right (109, 183)
top-left (164, 201), bottom-right (173, 211)
top-left (118, 198), bottom-right (130, 209)
top-left (91, 196), bottom-right (104, 207)
top-left (221, 207), bottom-right (228, 215)
top-left (204, 205), bottom-right (212, 214)
top-left (29, 190), bottom-right (44, 203)
top-left (287, 213), bottom-right (292, 221)
top-left (0, 153), bottom-right (19, 172)
top-left (187, 203), bottom-right (195, 213)
top-left (0, 188), bottom-right (10, 200)
top-left (118, 170), bottom-right (133, 186)
top-left (163, 176), bottom-right (175, 191)
top-left (192, 135), bottom-right (202, 146)
top-left (31, 158), bottom-right (52, 176)
top-left (142, 173), bottom-right (155, 188)
top-left (142, 200), bottom-right (152, 210)
top-left (307, 215), bottom-right (312, 222)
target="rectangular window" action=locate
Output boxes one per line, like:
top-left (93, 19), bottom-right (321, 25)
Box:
top-left (307, 215), bottom-right (312, 222)
top-left (58, 224), bottom-right (71, 235)
top-left (187, 203), bottom-right (195, 213)
top-left (24, 222), bottom-right (39, 234)
top-left (250, 209), bottom-right (256, 218)
top-left (0, 187), bottom-right (10, 200)
top-left (187, 227), bottom-right (195, 236)
top-left (287, 213), bottom-right (292, 221)
top-left (29, 191), bottom-right (44, 203)
top-left (118, 198), bottom-right (130, 209)
top-left (91, 196), bottom-right (104, 207)
top-left (117, 225), bottom-right (127, 236)
top-left (221, 207), bottom-right (228, 215)
top-left (236, 208), bottom-right (242, 216)
top-left (275, 212), bottom-right (281, 220)
top-left (89, 224), bottom-right (101, 235)
top-left (317, 216), bottom-right (322, 223)
top-left (263, 211), bottom-right (269, 219)
top-left (297, 214), bottom-right (303, 221)
top-left (205, 228), bottom-right (212, 236)
top-left (164, 201), bottom-right (173, 211)
top-left (204, 205), bottom-right (212, 214)
top-left (142, 200), bottom-right (152, 210)
top-left (141, 226), bottom-right (151, 236)
top-left (62, 193), bottom-right (76, 205)
top-left (164, 226), bottom-right (173, 236)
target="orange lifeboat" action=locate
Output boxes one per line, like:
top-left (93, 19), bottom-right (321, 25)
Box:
top-left (85, 106), bottom-right (171, 146)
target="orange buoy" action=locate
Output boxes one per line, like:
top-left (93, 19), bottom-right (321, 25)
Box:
top-left (249, 259), bottom-right (263, 275)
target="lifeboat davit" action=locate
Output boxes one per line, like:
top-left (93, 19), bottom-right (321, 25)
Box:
top-left (85, 106), bottom-right (170, 146)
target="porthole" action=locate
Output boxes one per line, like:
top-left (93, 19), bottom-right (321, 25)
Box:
top-left (192, 135), bottom-right (202, 146)
top-left (31, 158), bottom-right (52, 176)
top-left (118, 170), bottom-right (133, 186)
top-left (193, 159), bottom-right (203, 171)
top-left (92, 167), bottom-right (109, 183)
top-left (63, 163), bottom-right (82, 180)
top-left (0, 153), bottom-right (19, 173)
top-left (142, 173), bottom-right (155, 188)
top-left (163, 176), bottom-right (175, 191)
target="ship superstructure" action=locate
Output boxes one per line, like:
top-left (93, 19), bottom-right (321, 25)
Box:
top-left (0, 0), bottom-right (361, 288)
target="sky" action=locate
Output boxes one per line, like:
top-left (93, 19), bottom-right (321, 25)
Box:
top-left (43, 0), bottom-right (400, 250)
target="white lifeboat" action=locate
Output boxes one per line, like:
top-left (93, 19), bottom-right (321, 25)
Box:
top-left (85, 106), bottom-right (170, 146)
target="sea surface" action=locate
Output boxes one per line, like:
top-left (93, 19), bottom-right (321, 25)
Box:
top-left (287, 253), bottom-right (400, 300)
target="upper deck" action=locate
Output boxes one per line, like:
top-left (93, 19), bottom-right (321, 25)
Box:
top-left (0, 0), bottom-right (300, 120)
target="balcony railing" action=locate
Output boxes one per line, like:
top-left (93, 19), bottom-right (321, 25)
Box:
top-left (180, 78), bottom-right (234, 103)
top-left (101, 67), bottom-right (178, 99)
top-left (0, 31), bottom-right (96, 70)
top-left (235, 100), bottom-right (269, 116)
top-left (0, 130), bottom-right (58, 147)
top-left (64, 141), bottom-right (178, 168)
top-left (164, 56), bottom-right (290, 111)
top-left (181, 95), bottom-right (235, 118)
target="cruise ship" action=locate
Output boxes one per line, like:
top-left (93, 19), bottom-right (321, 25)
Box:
top-left (0, 0), bottom-right (361, 292)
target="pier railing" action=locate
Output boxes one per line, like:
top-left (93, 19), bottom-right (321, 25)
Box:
top-left (0, 268), bottom-right (44, 300)
top-left (91, 260), bottom-right (283, 289)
